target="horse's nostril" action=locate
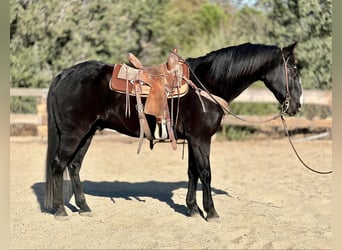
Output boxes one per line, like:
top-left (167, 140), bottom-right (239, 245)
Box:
top-left (297, 103), bottom-right (302, 111)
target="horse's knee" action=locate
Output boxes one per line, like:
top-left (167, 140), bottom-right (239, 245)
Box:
top-left (199, 169), bottom-right (211, 183)
top-left (52, 156), bottom-right (67, 175)
top-left (68, 162), bottom-right (81, 175)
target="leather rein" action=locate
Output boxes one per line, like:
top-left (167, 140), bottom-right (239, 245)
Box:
top-left (171, 50), bottom-right (332, 175)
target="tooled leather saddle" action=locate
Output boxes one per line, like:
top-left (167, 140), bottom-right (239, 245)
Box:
top-left (109, 48), bottom-right (190, 153)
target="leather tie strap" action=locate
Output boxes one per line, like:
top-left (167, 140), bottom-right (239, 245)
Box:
top-left (134, 83), bottom-right (153, 154)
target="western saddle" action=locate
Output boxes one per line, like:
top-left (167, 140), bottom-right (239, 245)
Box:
top-left (109, 48), bottom-right (190, 153)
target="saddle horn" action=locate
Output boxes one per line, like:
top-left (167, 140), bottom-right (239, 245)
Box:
top-left (167, 48), bottom-right (178, 71)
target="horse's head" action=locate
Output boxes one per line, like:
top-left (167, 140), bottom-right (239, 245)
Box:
top-left (264, 42), bottom-right (303, 116)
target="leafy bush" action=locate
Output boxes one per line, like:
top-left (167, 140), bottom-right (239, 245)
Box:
top-left (10, 97), bottom-right (36, 114)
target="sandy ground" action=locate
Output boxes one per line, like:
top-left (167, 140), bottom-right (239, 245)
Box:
top-left (10, 133), bottom-right (332, 249)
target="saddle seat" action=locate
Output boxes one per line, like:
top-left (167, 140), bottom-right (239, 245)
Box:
top-left (110, 63), bottom-right (189, 98)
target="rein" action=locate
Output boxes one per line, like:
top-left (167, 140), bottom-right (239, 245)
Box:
top-left (280, 115), bottom-right (332, 174)
top-left (171, 49), bottom-right (332, 175)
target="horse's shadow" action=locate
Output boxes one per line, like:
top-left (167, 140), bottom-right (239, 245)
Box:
top-left (31, 180), bottom-right (229, 216)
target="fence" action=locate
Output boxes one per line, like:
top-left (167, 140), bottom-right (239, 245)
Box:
top-left (222, 88), bottom-right (332, 130)
top-left (10, 88), bottom-right (48, 137)
top-left (10, 88), bottom-right (332, 138)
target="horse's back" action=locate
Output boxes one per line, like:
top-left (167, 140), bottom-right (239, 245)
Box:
top-left (49, 60), bottom-right (113, 91)
top-left (49, 60), bottom-right (113, 101)
top-left (47, 60), bottom-right (115, 129)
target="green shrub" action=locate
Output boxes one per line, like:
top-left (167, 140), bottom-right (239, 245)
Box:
top-left (10, 97), bottom-right (36, 114)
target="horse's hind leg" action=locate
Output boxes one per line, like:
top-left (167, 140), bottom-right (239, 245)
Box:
top-left (50, 140), bottom-right (77, 218)
top-left (67, 135), bottom-right (93, 215)
top-left (50, 135), bottom-right (89, 218)
top-left (50, 155), bottom-right (68, 217)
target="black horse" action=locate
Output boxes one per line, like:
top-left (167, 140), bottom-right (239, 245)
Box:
top-left (45, 42), bottom-right (302, 220)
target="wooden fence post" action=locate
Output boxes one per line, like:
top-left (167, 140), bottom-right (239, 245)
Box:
top-left (36, 96), bottom-right (48, 139)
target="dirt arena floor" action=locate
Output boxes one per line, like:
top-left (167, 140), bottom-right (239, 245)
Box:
top-left (10, 133), bottom-right (332, 249)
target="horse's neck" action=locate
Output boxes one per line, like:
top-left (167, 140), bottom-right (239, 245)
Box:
top-left (206, 67), bottom-right (261, 103)
top-left (188, 57), bottom-right (267, 103)
top-left (222, 78), bottom-right (257, 103)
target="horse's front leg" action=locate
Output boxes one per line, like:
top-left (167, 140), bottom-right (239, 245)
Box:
top-left (186, 143), bottom-right (203, 218)
top-left (187, 138), bottom-right (219, 220)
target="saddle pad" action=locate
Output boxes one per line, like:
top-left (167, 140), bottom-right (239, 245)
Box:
top-left (110, 64), bottom-right (134, 93)
top-left (117, 63), bottom-right (139, 80)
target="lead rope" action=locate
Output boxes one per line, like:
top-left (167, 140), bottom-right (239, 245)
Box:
top-left (227, 110), bottom-right (281, 123)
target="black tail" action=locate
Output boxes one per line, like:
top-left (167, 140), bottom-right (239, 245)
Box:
top-left (44, 75), bottom-right (62, 210)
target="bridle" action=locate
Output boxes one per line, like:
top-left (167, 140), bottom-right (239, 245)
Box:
top-left (281, 51), bottom-right (291, 114)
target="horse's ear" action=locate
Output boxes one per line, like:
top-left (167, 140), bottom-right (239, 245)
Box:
top-left (282, 42), bottom-right (297, 57)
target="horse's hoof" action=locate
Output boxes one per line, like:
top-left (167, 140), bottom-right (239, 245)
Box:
top-left (206, 215), bottom-right (220, 222)
top-left (188, 210), bottom-right (202, 218)
top-left (206, 211), bottom-right (220, 222)
top-left (187, 207), bottom-right (205, 219)
top-left (54, 212), bottom-right (68, 220)
top-left (53, 206), bottom-right (68, 219)
top-left (79, 211), bottom-right (93, 217)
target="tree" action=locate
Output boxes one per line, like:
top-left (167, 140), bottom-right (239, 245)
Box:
top-left (10, 0), bottom-right (172, 88)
